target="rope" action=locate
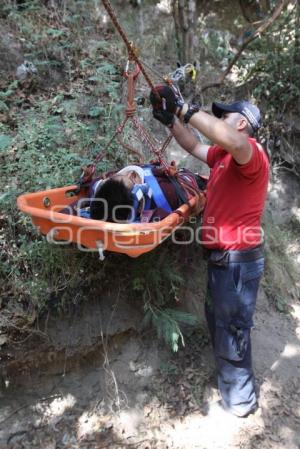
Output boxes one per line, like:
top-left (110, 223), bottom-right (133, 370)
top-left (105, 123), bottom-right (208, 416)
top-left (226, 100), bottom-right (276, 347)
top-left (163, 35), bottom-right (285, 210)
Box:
top-left (138, 58), bottom-right (167, 83)
top-left (101, 0), bottom-right (177, 155)
top-left (102, 0), bottom-right (158, 94)
top-left (116, 135), bottom-right (145, 164)
top-left (78, 117), bottom-right (128, 185)
top-left (79, 0), bottom-right (176, 186)
top-left (160, 134), bottom-right (173, 154)
top-left (131, 116), bottom-right (159, 153)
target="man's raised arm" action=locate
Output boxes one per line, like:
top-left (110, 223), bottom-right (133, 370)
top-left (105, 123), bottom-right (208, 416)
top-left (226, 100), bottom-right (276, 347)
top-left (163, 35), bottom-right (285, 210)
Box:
top-left (178, 106), bottom-right (252, 165)
top-left (170, 117), bottom-right (210, 163)
top-left (149, 85), bottom-right (252, 166)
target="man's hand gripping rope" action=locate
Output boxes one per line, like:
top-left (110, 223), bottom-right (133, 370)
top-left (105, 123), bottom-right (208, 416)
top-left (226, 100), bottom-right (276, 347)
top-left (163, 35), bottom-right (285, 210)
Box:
top-left (149, 84), bottom-right (184, 128)
top-left (150, 84), bottom-right (200, 128)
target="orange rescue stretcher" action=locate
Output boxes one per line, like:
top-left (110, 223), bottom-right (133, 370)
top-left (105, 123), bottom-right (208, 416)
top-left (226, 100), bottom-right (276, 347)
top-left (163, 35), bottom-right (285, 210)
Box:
top-left (17, 184), bottom-right (206, 258)
top-left (17, 54), bottom-right (206, 258)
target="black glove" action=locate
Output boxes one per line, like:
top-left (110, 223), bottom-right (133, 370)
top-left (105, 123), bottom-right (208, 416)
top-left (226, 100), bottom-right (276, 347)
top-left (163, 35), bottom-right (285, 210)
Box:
top-left (153, 109), bottom-right (175, 128)
top-left (150, 84), bottom-right (184, 115)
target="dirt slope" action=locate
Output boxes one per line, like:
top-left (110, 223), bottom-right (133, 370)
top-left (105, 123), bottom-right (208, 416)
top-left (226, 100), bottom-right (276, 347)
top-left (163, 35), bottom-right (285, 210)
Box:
top-left (0, 280), bottom-right (299, 449)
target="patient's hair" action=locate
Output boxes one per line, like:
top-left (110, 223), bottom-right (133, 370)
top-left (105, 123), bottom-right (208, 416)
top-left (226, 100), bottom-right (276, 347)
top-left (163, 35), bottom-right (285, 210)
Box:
top-left (90, 178), bottom-right (133, 222)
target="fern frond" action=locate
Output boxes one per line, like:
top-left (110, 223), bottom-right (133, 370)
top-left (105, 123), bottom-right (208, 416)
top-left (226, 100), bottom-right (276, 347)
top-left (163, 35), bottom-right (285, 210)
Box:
top-left (142, 305), bottom-right (198, 352)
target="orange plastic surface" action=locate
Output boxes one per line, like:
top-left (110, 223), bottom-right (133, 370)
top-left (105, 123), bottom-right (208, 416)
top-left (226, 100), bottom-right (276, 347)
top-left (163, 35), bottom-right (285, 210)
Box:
top-left (17, 185), bottom-right (205, 257)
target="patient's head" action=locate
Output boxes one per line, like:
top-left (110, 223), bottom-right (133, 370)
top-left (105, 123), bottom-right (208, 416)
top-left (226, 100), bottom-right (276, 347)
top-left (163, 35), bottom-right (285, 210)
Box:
top-left (90, 170), bottom-right (142, 222)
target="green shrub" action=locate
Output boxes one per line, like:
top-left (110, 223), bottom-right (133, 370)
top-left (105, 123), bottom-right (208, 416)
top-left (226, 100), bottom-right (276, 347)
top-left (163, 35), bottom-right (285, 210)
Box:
top-left (126, 245), bottom-right (201, 351)
top-left (263, 215), bottom-right (300, 313)
top-left (242, 7), bottom-right (300, 111)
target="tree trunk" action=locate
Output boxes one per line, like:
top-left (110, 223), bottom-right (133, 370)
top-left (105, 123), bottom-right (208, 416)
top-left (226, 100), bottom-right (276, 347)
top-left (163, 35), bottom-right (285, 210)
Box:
top-left (171, 0), bottom-right (197, 64)
top-left (294, 2), bottom-right (300, 65)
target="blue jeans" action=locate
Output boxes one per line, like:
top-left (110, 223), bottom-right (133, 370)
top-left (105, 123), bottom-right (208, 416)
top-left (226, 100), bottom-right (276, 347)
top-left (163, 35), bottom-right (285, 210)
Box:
top-left (205, 257), bottom-right (264, 416)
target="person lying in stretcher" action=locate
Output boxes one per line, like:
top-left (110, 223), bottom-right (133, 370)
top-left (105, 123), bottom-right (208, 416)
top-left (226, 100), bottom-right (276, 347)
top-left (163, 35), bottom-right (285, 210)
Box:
top-left (87, 163), bottom-right (207, 223)
top-left (61, 162), bottom-right (206, 222)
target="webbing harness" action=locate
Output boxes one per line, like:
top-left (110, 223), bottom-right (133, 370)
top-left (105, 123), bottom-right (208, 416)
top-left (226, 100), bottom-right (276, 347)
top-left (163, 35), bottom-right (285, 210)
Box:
top-left (129, 181), bottom-right (153, 222)
top-left (129, 165), bottom-right (203, 222)
top-left (143, 167), bottom-right (172, 213)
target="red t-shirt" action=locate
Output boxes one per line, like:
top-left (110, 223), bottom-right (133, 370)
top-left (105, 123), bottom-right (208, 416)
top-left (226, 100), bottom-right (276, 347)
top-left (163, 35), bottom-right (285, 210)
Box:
top-left (202, 138), bottom-right (269, 250)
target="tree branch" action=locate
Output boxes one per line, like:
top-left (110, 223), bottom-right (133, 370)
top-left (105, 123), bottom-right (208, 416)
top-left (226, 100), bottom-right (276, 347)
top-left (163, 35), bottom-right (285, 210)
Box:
top-left (201, 0), bottom-right (295, 92)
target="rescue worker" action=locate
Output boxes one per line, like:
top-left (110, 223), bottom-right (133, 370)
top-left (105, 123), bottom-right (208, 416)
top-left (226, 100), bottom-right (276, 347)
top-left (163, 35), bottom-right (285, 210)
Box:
top-left (150, 85), bottom-right (269, 417)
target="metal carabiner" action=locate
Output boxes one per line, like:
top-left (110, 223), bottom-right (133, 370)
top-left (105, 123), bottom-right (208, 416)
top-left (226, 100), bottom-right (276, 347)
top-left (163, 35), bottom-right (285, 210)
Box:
top-left (123, 61), bottom-right (141, 117)
top-left (123, 60), bottom-right (141, 80)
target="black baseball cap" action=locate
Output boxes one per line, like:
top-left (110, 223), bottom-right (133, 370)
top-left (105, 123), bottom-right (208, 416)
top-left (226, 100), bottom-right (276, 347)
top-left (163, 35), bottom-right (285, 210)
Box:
top-left (212, 100), bottom-right (262, 132)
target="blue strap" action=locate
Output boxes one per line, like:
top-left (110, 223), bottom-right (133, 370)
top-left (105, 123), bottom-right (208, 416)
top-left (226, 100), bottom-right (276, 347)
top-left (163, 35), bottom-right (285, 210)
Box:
top-left (143, 167), bottom-right (172, 213)
top-left (129, 183), bottom-right (153, 222)
top-left (78, 208), bottom-right (91, 218)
